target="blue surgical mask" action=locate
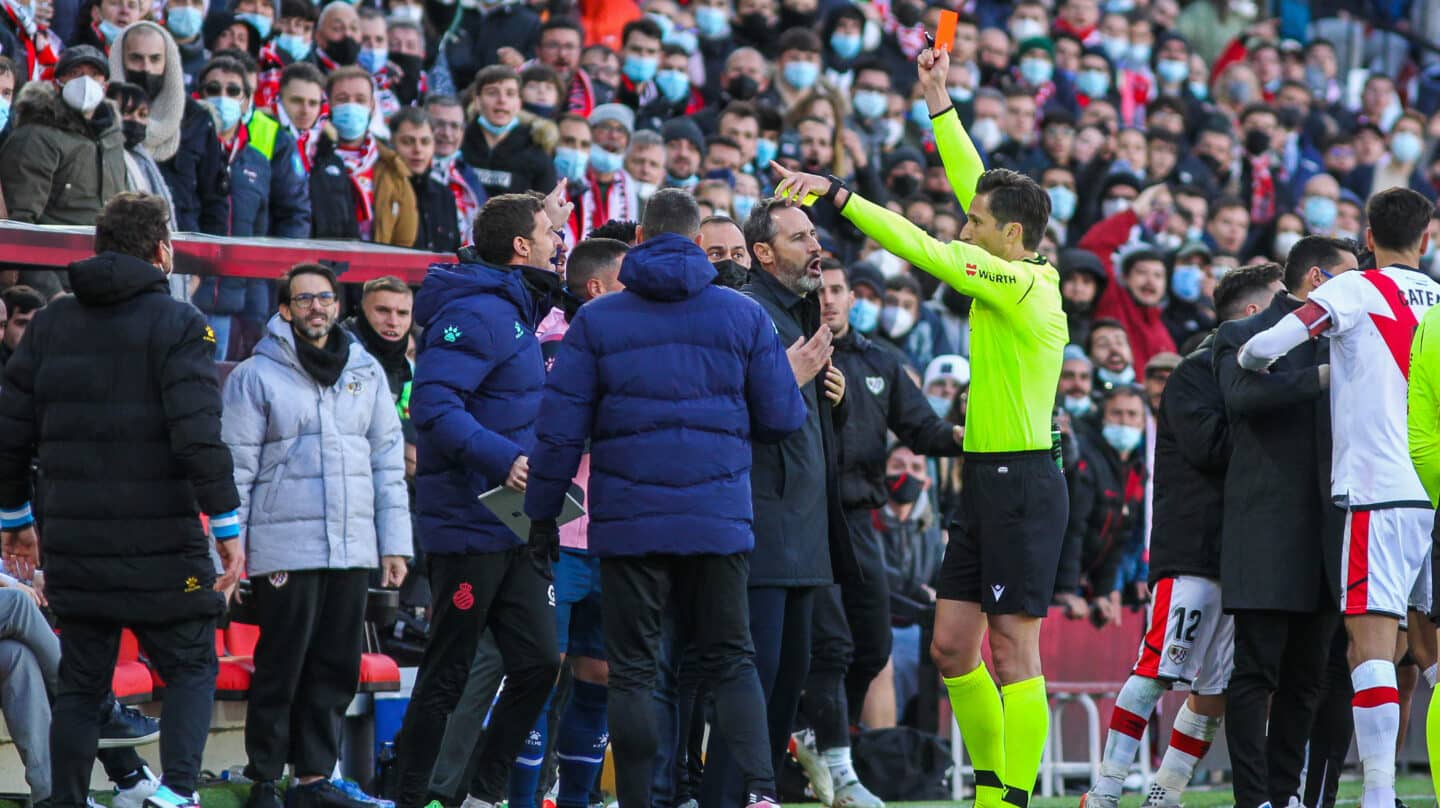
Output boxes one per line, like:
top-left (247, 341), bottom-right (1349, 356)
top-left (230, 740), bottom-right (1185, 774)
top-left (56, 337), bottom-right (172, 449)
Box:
top-left (1076, 69), bottom-right (1110, 98)
top-left (1102, 423), bottom-right (1144, 453)
top-left (1105, 0), bottom-right (1135, 11)
top-left (1102, 36), bottom-right (1130, 63)
top-left (830, 32), bottom-right (863, 61)
top-left (1170, 265), bottom-right (1204, 302)
top-left (166, 6), bottom-right (204, 39)
top-left (358, 47), bottom-right (388, 74)
top-left (1062, 393), bottom-right (1094, 417)
top-left (623, 55), bottom-right (659, 84)
top-left (667, 29), bottom-right (698, 54)
top-left (732, 194), bottom-right (757, 221)
top-left (647, 12), bottom-right (674, 40)
top-left (476, 114), bottom-right (518, 138)
top-left (667, 172), bottom-right (698, 189)
top-left (1226, 80), bottom-right (1252, 103)
top-left (656, 69), bottom-right (690, 103)
top-left (589, 144), bottom-right (623, 174)
top-left (554, 146), bottom-right (588, 182)
top-left (1019, 58), bottom-right (1053, 86)
top-left (755, 137), bottom-right (778, 167)
top-left (909, 98), bottom-right (933, 130)
top-left (1303, 195), bottom-right (1337, 232)
top-left (276, 33), bottom-right (311, 61)
top-left (849, 297), bottom-right (879, 333)
top-left (1047, 184), bottom-right (1077, 222)
top-left (331, 102), bottom-right (372, 141)
top-left (98, 18), bottom-right (122, 43)
top-left (236, 11), bottom-right (272, 41)
top-left (0, 96), bottom-right (12, 132)
top-left (1156, 59), bottom-right (1188, 85)
top-left (1188, 80), bottom-right (1208, 100)
top-left (852, 89), bottom-right (887, 120)
top-left (206, 94), bottom-right (243, 133)
top-left (949, 86), bottom-right (973, 104)
top-left (695, 6), bottom-right (730, 39)
top-left (1129, 44), bottom-right (1151, 65)
top-left (1391, 131), bottom-right (1424, 164)
top-left (783, 60), bottom-right (820, 90)
top-left (927, 394), bottom-right (952, 417)
top-left (1096, 365), bottom-right (1135, 387)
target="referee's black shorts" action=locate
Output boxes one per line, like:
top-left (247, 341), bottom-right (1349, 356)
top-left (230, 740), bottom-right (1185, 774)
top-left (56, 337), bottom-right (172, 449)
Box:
top-left (935, 450), bottom-right (1068, 617)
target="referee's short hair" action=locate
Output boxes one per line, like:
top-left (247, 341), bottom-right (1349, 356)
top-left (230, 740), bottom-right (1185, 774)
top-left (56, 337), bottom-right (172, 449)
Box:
top-left (975, 168), bottom-right (1051, 251)
top-left (1283, 236), bottom-right (1353, 293)
top-left (641, 188), bottom-right (702, 239)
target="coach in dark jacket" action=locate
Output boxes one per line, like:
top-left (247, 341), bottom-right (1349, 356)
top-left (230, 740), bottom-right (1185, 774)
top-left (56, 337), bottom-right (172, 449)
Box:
top-left (0, 192), bottom-right (241, 808)
top-left (1211, 236), bottom-right (1355, 808)
top-left (526, 191), bottom-right (805, 806)
top-left (393, 192), bottom-right (565, 808)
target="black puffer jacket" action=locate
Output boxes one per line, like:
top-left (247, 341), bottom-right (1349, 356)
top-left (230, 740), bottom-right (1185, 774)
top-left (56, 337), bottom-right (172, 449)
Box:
top-left (0, 252), bottom-right (239, 623)
top-left (832, 328), bottom-right (960, 511)
top-left (308, 131), bottom-right (361, 240)
top-left (159, 98), bottom-right (230, 234)
top-left (1149, 337), bottom-right (1226, 584)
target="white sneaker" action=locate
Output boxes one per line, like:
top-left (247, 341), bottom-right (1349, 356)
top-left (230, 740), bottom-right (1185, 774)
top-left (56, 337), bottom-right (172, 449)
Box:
top-left (832, 780), bottom-right (884, 808)
top-left (787, 730), bottom-right (833, 806)
top-left (113, 767), bottom-right (161, 808)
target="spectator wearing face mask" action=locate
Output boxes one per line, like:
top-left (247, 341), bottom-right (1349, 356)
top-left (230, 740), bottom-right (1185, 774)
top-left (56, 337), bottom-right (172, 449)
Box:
top-left (0, 46), bottom-right (126, 254)
top-left (1343, 111), bottom-right (1439, 203)
top-left (105, 82), bottom-right (179, 231)
top-left (309, 2), bottom-right (361, 74)
top-left (1058, 384), bottom-right (1150, 627)
top-left (1163, 246), bottom-right (1218, 349)
top-left (636, 43), bottom-right (705, 133)
top-left (1057, 247), bottom-right (1108, 346)
top-left (75, 0), bottom-right (141, 54)
top-left (255, 0), bottom-right (317, 108)
top-left (0, 0), bottom-right (62, 85)
top-left (1057, 344), bottom-right (1101, 433)
top-left (463, 65), bottom-right (558, 197)
top-left (1081, 183), bottom-right (1180, 370)
top-left (877, 273), bottom-right (948, 372)
top-left (305, 66), bottom-right (385, 241)
top-left (1087, 317), bottom-right (1137, 391)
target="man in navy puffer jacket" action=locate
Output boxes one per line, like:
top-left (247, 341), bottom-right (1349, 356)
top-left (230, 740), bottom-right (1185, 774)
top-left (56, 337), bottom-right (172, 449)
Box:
top-left (393, 190), bottom-right (568, 808)
top-left (526, 189), bottom-right (807, 808)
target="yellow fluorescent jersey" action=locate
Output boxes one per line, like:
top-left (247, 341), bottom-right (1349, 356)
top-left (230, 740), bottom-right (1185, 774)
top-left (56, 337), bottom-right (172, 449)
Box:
top-left (1408, 304), bottom-right (1440, 507)
top-left (841, 193), bottom-right (1066, 452)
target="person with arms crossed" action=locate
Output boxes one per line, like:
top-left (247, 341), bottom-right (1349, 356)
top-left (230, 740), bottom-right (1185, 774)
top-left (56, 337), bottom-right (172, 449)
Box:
top-left (1239, 188), bottom-right (1440, 808)
top-left (772, 43), bottom-right (1068, 808)
top-left (1082, 263), bottom-right (1285, 808)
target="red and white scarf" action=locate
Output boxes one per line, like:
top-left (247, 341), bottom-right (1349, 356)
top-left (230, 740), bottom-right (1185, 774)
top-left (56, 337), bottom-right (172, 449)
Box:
top-left (564, 169), bottom-right (637, 248)
top-left (1248, 155), bottom-right (1275, 226)
top-left (335, 134), bottom-right (381, 239)
top-left (3, 0), bottom-right (59, 82)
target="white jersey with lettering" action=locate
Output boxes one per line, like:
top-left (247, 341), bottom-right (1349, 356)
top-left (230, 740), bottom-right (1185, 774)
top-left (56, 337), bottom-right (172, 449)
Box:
top-left (1302, 266), bottom-right (1440, 508)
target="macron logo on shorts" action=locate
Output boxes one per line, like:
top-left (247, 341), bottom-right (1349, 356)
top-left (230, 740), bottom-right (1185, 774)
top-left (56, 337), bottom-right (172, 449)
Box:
top-left (991, 584), bottom-right (1006, 601)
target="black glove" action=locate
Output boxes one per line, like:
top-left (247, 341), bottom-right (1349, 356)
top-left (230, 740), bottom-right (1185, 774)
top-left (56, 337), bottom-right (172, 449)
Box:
top-left (528, 519), bottom-right (560, 563)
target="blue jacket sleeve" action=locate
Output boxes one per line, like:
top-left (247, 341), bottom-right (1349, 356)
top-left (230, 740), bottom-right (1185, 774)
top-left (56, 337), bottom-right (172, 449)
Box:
top-left (410, 309), bottom-right (525, 482)
top-left (526, 312), bottom-right (600, 521)
top-left (195, 112), bottom-right (232, 236)
top-left (746, 306), bottom-right (806, 443)
top-left (267, 129), bottom-right (312, 238)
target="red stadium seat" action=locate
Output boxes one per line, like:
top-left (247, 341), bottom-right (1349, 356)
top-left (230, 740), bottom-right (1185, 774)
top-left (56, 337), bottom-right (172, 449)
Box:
top-left (112, 630), bottom-right (153, 705)
top-left (147, 629), bottom-right (251, 700)
top-left (357, 653), bottom-right (401, 693)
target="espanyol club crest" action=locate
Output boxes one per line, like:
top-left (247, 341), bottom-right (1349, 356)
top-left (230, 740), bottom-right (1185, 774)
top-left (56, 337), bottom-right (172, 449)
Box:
top-left (865, 376), bottom-right (885, 395)
top-left (1167, 645), bottom-right (1188, 665)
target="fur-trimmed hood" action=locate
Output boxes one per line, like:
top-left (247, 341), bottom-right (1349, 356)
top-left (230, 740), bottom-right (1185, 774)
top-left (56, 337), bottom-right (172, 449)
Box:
top-left (13, 81), bottom-right (119, 138)
top-left (108, 21), bottom-right (187, 161)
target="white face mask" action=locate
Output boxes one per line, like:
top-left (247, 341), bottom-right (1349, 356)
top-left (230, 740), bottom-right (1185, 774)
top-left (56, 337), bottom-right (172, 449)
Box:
top-left (970, 117), bottom-right (1003, 153)
top-left (61, 75), bottom-right (105, 115)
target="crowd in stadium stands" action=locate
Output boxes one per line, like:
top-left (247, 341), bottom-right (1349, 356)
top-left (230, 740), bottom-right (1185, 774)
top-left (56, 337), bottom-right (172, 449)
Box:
top-left (2, 0), bottom-right (1440, 807)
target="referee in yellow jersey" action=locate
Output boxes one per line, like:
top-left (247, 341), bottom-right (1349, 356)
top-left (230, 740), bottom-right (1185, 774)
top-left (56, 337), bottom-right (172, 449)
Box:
top-left (772, 45), bottom-right (1068, 808)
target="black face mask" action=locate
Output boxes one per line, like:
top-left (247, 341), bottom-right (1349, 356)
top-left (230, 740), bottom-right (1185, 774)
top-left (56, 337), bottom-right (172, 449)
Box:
top-left (1243, 129), bottom-right (1270, 157)
top-left (524, 102), bottom-right (557, 119)
top-left (726, 74), bottom-right (759, 101)
top-left (885, 473), bottom-right (924, 505)
top-left (735, 13), bottom-right (777, 51)
top-left (391, 53), bottom-right (424, 105)
top-left (124, 69), bottom-right (165, 102)
top-left (941, 285), bottom-right (973, 317)
top-left (779, 5), bottom-right (817, 30)
top-left (122, 119), bottom-right (148, 149)
top-left (711, 258), bottom-right (750, 289)
top-left (888, 173), bottom-right (920, 199)
top-left (325, 36), bottom-right (361, 66)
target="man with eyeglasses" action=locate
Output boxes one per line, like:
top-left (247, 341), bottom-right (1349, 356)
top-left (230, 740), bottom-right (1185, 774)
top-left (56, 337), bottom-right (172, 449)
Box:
top-left (426, 95), bottom-right (487, 246)
top-left (536, 17), bottom-right (610, 116)
top-left (191, 54), bottom-right (310, 359)
top-left (221, 262), bottom-right (410, 808)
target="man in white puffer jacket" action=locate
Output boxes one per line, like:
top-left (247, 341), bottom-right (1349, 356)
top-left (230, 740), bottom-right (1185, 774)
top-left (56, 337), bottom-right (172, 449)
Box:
top-left (220, 262), bottom-right (411, 808)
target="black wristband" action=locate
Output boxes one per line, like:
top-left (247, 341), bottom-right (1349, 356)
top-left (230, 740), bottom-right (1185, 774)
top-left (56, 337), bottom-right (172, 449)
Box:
top-left (823, 174), bottom-right (846, 205)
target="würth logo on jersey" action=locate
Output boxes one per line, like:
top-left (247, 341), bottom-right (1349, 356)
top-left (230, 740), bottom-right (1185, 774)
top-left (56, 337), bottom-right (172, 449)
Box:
top-left (965, 263), bottom-right (978, 276)
top-left (967, 264), bottom-right (1018, 284)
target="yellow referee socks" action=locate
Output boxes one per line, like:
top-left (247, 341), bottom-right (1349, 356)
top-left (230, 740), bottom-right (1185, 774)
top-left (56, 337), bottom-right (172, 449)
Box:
top-left (1001, 676), bottom-right (1049, 807)
top-left (944, 663), bottom-right (1007, 808)
top-left (1428, 683), bottom-right (1440, 801)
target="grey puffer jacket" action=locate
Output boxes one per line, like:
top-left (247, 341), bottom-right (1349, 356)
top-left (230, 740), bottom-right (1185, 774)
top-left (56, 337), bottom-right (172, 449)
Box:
top-left (221, 315), bottom-right (412, 576)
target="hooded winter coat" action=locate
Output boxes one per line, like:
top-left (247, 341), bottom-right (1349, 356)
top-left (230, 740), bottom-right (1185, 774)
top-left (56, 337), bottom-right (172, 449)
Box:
top-left (0, 82), bottom-right (127, 225)
top-left (0, 252), bottom-right (240, 623)
top-left (221, 316), bottom-right (412, 577)
top-left (410, 254), bottom-right (558, 554)
top-left (525, 233), bottom-right (806, 557)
